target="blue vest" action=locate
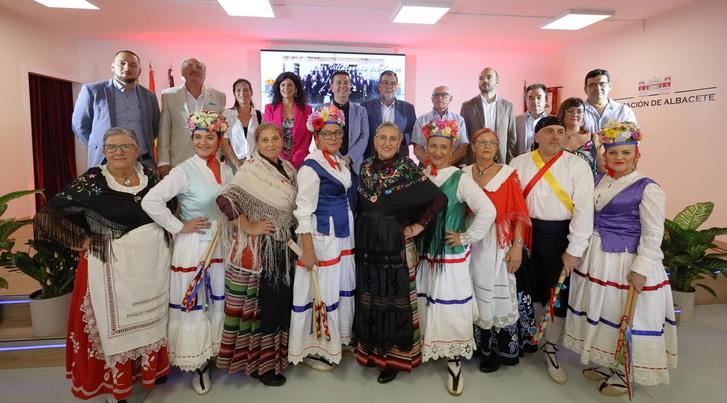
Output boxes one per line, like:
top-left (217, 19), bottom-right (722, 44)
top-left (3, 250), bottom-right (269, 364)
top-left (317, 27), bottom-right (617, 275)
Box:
top-left (594, 174), bottom-right (655, 253)
top-left (303, 159), bottom-right (350, 238)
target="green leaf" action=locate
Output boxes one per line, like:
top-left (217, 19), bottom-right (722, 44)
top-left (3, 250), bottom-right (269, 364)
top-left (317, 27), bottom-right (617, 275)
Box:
top-left (695, 283), bottom-right (718, 298)
top-left (0, 276), bottom-right (7, 289)
top-left (0, 190), bottom-right (43, 216)
top-left (700, 227), bottom-right (727, 241)
top-left (673, 202), bottom-right (714, 230)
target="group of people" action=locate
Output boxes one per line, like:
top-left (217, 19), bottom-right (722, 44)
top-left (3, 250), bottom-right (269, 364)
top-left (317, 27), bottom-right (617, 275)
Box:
top-left (43, 49), bottom-right (677, 403)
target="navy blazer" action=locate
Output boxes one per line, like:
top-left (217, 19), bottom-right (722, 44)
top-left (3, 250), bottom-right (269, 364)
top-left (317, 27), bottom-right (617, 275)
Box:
top-left (319, 102), bottom-right (369, 175)
top-left (361, 98), bottom-right (416, 158)
top-left (72, 79), bottom-right (160, 168)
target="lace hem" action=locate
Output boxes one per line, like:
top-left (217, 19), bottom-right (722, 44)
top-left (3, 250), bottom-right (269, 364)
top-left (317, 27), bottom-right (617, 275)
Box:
top-left (422, 339), bottom-right (476, 361)
top-left (81, 288), bottom-right (105, 360)
top-left (563, 334), bottom-right (673, 386)
top-left (475, 311), bottom-right (519, 330)
top-left (169, 342), bottom-right (220, 372)
top-left (106, 337), bottom-right (168, 368)
top-left (288, 344), bottom-right (343, 365)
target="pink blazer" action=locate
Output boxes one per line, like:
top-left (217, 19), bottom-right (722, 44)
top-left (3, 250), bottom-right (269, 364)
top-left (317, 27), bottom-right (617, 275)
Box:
top-left (263, 103), bottom-right (313, 169)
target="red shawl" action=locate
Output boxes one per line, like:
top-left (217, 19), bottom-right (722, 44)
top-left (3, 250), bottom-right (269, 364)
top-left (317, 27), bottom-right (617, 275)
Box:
top-left (484, 170), bottom-right (532, 250)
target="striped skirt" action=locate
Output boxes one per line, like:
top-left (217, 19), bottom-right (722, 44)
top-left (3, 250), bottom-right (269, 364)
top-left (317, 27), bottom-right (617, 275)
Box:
top-left (216, 265), bottom-right (293, 376)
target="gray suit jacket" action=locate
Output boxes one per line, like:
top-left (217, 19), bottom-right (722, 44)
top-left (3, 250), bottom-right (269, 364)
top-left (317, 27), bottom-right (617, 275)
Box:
top-left (515, 112), bottom-right (549, 157)
top-left (320, 102), bottom-right (369, 175)
top-left (460, 95), bottom-right (516, 163)
top-left (157, 85), bottom-right (226, 167)
top-left (71, 79), bottom-right (160, 168)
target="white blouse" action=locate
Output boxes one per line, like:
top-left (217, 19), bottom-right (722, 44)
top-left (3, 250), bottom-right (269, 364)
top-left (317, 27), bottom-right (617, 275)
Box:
top-left (594, 171), bottom-right (666, 278)
top-left (223, 108), bottom-right (260, 160)
top-left (425, 166), bottom-right (496, 245)
top-left (294, 150), bottom-right (352, 236)
top-left (510, 150), bottom-right (594, 257)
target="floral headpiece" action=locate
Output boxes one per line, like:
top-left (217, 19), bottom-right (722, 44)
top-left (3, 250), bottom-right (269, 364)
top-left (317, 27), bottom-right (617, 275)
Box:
top-left (422, 119), bottom-right (459, 142)
top-left (306, 105), bottom-right (346, 132)
top-left (599, 120), bottom-right (642, 147)
top-left (187, 110), bottom-right (229, 135)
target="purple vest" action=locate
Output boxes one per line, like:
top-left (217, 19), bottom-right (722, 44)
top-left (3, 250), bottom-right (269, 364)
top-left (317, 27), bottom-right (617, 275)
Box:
top-left (594, 174), bottom-right (656, 253)
top-left (303, 159), bottom-right (351, 238)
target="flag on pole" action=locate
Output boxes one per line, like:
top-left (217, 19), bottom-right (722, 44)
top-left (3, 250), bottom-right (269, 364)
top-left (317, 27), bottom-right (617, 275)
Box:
top-left (148, 62), bottom-right (156, 93)
top-left (168, 63), bottom-right (175, 88)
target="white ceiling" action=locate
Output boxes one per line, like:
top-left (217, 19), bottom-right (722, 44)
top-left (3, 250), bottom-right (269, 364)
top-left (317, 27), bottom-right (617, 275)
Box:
top-left (1, 0), bottom-right (700, 51)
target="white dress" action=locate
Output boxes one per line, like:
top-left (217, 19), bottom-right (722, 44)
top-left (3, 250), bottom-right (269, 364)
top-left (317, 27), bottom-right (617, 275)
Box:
top-left (564, 172), bottom-right (678, 386)
top-left (142, 155), bottom-right (233, 371)
top-left (463, 165), bottom-right (520, 330)
top-left (416, 166), bottom-right (496, 361)
top-left (288, 150), bottom-right (356, 365)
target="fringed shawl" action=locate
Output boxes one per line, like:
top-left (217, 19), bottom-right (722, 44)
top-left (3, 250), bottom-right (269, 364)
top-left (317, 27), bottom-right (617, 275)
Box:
top-left (33, 165), bottom-right (165, 263)
top-left (217, 151), bottom-right (297, 286)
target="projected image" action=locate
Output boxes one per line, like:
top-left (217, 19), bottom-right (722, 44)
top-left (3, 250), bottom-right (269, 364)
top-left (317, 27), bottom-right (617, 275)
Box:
top-left (260, 50), bottom-right (406, 106)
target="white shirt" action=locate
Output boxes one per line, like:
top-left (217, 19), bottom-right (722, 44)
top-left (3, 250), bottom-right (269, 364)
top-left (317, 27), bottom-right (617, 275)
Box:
top-left (411, 109), bottom-right (469, 147)
top-left (294, 150), bottom-right (352, 236)
top-left (185, 86), bottom-right (207, 115)
top-left (222, 108), bottom-right (260, 160)
top-left (480, 94), bottom-right (498, 131)
top-left (381, 100), bottom-right (396, 123)
top-left (521, 111), bottom-right (548, 154)
top-left (583, 98), bottom-right (637, 133)
top-left (425, 166), bottom-right (496, 245)
top-left (593, 171), bottom-right (665, 278)
top-left (510, 151), bottom-right (594, 257)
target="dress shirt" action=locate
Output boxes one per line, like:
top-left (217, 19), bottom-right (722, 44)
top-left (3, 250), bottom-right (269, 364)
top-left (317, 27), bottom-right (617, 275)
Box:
top-left (510, 151), bottom-right (594, 257)
top-left (411, 109), bottom-right (469, 147)
top-left (522, 111), bottom-right (548, 153)
top-left (481, 94), bottom-right (498, 131)
top-left (381, 100), bottom-right (396, 123)
top-left (186, 87), bottom-right (207, 114)
top-left (583, 98), bottom-right (637, 133)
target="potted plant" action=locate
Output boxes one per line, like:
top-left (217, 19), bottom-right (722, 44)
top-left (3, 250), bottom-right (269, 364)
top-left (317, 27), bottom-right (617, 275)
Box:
top-left (0, 190), bottom-right (43, 290)
top-left (662, 201), bottom-right (727, 321)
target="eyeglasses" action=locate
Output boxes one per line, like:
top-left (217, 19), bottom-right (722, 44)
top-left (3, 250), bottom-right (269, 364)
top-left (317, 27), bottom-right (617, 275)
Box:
top-left (474, 140), bottom-right (499, 147)
top-left (586, 81), bottom-right (610, 89)
top-left (318, 130), bottom-right (344, 140)
top-left (103, 144), bottom-right (137, 153)
top-left (431, 93), bottom-right (451, 98)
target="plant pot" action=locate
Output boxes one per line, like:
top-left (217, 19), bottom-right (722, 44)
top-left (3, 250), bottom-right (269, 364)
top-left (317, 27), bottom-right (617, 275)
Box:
top-left (672, 290), bottom-right (696, 322)
top-left (29, 290), bottom-right (72, 337)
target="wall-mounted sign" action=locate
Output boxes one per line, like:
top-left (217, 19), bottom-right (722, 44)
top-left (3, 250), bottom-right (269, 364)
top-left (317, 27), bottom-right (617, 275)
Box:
top-left (615, 76), bottom-right (717, 109)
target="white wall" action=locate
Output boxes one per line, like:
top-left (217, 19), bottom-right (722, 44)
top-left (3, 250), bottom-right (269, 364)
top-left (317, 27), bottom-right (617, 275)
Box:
top-left (548, 0), bottom-right (727, 227)
top-left (0, 8), bottom-right (80, 219)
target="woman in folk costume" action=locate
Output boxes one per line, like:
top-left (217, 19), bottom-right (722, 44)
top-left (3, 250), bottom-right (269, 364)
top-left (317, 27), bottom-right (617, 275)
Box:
top-left (142, 110), bottom-right (233, 394)
top-left (215, 123), bottom-right (298, 386)
top-left (510, 116), bottom-right (594, 385)
top-left (289, 104), bottom-right (356, 371)
top-left (417, 119), bottom-right (496, 396)
top-left (463, 128), bottom-right (533, 373)
top-left (564, 121), bottom-right (678, 396)
top-left (354, 122), bottom-right (446, 384)
top-left (34, 127), bottom-right (171, 403)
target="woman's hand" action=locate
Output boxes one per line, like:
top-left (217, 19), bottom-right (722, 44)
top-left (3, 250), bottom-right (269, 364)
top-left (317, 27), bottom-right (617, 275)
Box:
top-left (300, 250), bottom-right (318, 271)
top-left (627, 271), bottom-right (647, 292)
top-left (180, 217), bottom-right (211, 234)
top-left (561, 252), bottom-right (581, 276)
top-left (403, 223), bottom-right (425, 240)
top-left (244, 219), bottom-right (275, 236)
top-left (504, 244), bottom-right (523, 273)
top-left (445, 231), bottom-right (462, 248)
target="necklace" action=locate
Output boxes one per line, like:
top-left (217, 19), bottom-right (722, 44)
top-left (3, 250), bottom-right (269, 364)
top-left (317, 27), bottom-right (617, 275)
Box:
top-left (108, 168), bottom-right (135, 186)
top-left (474, 162), bottom-right (496, 177)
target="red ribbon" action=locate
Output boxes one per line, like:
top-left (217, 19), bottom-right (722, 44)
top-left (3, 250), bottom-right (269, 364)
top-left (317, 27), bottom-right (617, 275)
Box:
top-left (206, 154), bottom-right (221, 184)
top-left (322, 150), bottom-right (339, 170)
top-left (423, 160), bottom-right (438, 176)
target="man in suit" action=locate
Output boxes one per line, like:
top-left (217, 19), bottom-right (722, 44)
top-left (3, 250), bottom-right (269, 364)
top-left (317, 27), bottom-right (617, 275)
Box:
top-left (460, 67), bottom-right (516, 163)
top-left (515, 83), bottom-right (549, 157)
top-left (361, 70), bottom-right (416, 159)
top-left (157, 57), bottom-right (225, 176)
top-left (72, 50), bottom-right (160, 169)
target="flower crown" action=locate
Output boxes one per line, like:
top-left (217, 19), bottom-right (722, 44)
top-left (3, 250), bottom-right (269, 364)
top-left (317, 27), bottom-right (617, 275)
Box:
top-left (599, 120), bottom-right (642, 147)
top-left (422, 119), bottom-right (459, 142)
top-left (187, 110), bottom-right (229, 135)
top-left (306, 105), bottom-right (346, 132)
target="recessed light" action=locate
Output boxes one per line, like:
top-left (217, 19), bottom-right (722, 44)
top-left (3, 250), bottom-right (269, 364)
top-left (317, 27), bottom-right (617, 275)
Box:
top-left (393, 1), bottom-right (450, 25)
top-left (541, 9), bottom-right (614, 30)
top-left (217, 0), bottom-right (274, 18)
top-left (34, 0), bottom-right (98, 9)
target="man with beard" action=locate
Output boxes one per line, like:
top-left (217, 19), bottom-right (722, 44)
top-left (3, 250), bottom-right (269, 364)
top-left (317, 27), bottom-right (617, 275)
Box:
top-left (157, 57), bottom-right (225, 176)
top-left (362, 70), bottom-right (416, 158)
top-left (72, 50), bottom-right (160, 169)
top-left (582, 69), bottom-right (637, 133)
top-left (460, 67), bottom-right (516, 163)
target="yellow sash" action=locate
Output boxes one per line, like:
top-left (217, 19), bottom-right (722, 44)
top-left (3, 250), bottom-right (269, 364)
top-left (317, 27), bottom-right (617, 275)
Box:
top-left (531, 151), bottom-right (574, 213)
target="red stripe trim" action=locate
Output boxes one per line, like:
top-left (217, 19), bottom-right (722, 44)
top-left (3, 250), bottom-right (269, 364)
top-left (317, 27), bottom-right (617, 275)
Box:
top-left (297, 249), bottom-right (354, 268)
top-left (572, 268), bottom-right (671, 291)
top-left (171, 258), bottom-right (224, 272)
top-left (421, 249), bottom-right (471, 264)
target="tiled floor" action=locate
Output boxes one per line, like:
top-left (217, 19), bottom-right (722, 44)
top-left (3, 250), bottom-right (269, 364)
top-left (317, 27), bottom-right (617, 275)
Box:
top-left (1, 304), bottom-right (725, 403)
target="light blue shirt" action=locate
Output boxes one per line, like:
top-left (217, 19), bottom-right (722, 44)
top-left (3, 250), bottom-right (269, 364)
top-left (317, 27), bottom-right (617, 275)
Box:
top-left (583, 98), bottom-right (637, 133)
top-left (411, 109), bottom-right (469, 147)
